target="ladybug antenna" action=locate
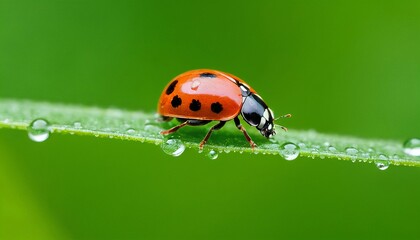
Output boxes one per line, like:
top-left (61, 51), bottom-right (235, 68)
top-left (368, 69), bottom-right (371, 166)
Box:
top-left (274, 114), bottom-right (291, 132)
top-left (274, 113), bottom-right (292, 122)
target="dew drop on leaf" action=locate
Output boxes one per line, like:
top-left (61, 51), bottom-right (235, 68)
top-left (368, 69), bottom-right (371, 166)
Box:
top-left (345, 147), bottom-right (358, 162)
top-left (403, 138), bottom-right (420, 157)
top-left (28, 118), bottom-right (50, 142)
top-left (126, 128), bottom-right (136, 134)
top-left (279, 142), bottom-right (300, 161)
top-left (375, 154), bottom-right (390, 170)
top-left (161, 139), bottom-right (185, 157)
top-left (327, 146), bottom-right (337, 152)
top-left (73, 121), bottom-right (82, 128)
top-left (207, 149), bottom-right (218, 160)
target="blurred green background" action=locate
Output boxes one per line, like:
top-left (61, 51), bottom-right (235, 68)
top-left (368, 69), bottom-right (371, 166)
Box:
top-left (1, 0), bottom-right (420, 239)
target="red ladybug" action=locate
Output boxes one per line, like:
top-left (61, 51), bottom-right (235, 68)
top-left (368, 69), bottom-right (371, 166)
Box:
top-left (158, 69), bottom-right (289, 149)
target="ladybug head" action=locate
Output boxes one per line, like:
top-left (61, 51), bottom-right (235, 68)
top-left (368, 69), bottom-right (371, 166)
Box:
top-left (240, 93), bottom-right (276, 138)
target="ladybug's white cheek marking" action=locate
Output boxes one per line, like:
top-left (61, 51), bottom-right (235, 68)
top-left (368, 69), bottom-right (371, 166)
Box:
top-left (263, 109), bottom-right (270, 120)
top-left (258, 117), bottom-right (266, 129)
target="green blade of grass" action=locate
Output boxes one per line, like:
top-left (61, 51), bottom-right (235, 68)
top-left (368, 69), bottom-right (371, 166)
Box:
top-left (0, 99), bottom-right (418, 167)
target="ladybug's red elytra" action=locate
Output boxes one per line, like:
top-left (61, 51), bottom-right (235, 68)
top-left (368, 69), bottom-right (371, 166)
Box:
top-left (158, 69), bottom-right (290, 149)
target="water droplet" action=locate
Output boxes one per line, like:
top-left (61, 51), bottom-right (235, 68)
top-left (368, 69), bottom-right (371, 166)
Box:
top-left (279, 142), bottom-right (300, 161)
top-left (403, 138), bottom-right (420, 156)
top-left (376, 154), bottom-right (390, 170)
top-left (207, 149), bottom-right (218, 160)
top-left (126, 128), bottom-right (136, 134)
top-left (345, 147), bottom-right (358, 155)
top-left (73, 121), bottom-right (82, 128)
top-left (191, 79), bottom-right (201, 90)
top-left (298, 142), bottom-right (306, 149)
top-left (28, 118), bottom-right (50, 142)
top-left (345, 147), bottom-right (358, 162)
top-left (328, 146), bottom-right (337, 152)
top-left (161, 139), bottom-right (185, 157)
top-left (360, 152), bottom-right (370, 159)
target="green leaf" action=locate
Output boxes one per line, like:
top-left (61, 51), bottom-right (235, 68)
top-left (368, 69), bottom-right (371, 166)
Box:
top-left (0, 99), bottom-right (418, 167)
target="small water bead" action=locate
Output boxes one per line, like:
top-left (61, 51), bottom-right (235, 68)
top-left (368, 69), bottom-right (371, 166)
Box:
top-left (375, 154), bottom-right (390, 170)
top-left (403, 138), bottom-right (420, 157)
top-left (161, 139), bottom-right (185, 157)
top-left (73, 122), bottom-right (82, 129)
top-left (207, 150), bottom-right (218, 160)
top-left (360, 152), bottom-right (370, 159)
top-left (345, 147), bottom-right (358, 162)
top-left (28, 118), bottom-right (50, 142)
top-left (345, 147), bottom-right (359, 155)
top-left (126, 128), bottom-right (136, 135)
top-left (279, 142), bottom-right (300, 161)
top-left (328, 146), bottom-right (337, 152)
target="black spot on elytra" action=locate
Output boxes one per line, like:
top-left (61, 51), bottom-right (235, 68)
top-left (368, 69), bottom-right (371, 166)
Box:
top-left (171, 95), bottom-right (182, 108)
top-left (189, 99), bottom-right (201, 111)
top-left (211, 102), bottom-right (223, 114)
top-left (165, 80), bottom-right (178, 95)
top-left (200, 72), bottom-right (216, 78)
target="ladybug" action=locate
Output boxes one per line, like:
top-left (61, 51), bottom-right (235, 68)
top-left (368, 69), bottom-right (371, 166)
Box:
top-left (158, 69), bottom-right (290, 149)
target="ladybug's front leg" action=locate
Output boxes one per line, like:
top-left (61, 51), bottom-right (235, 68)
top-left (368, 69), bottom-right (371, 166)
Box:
top-left (234, 117), bottom-right (257, 149)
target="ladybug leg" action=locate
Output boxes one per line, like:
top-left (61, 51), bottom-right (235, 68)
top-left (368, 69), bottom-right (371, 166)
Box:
top-left (160, 119), bottom-right (211, 135)
top-left (160, 121), bottom-right (188, 135)
top-left (234, 117), bottom-right (257, 149)
top-left (199, 121), bottom-right (226, 150)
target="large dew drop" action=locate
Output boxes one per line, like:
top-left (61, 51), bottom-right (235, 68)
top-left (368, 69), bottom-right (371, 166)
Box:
top-left (28, 118), bottom-right (50, 142)
top-left (279, 142), bottom-right (300, 161)
top-left (161, 139), bottom-right (185, 157)
top-left (403, 138), bottom-right (420, 157)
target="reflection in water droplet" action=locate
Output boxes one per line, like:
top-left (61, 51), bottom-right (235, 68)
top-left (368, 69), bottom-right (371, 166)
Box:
top-left (207, 149), bottom-right (218, 160)
top-left (376, 154), bottom-right (390, 170)
top-left (161, 139), bottom-right (185, 157)
top-left (403, 138), bottom-right (420, 156)
top-left (28, 118), bottom-right (50, 142)
top-left (279, 142), bottom-right (300, 161)
top-left (191, 79), bottom-right (201, 90)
